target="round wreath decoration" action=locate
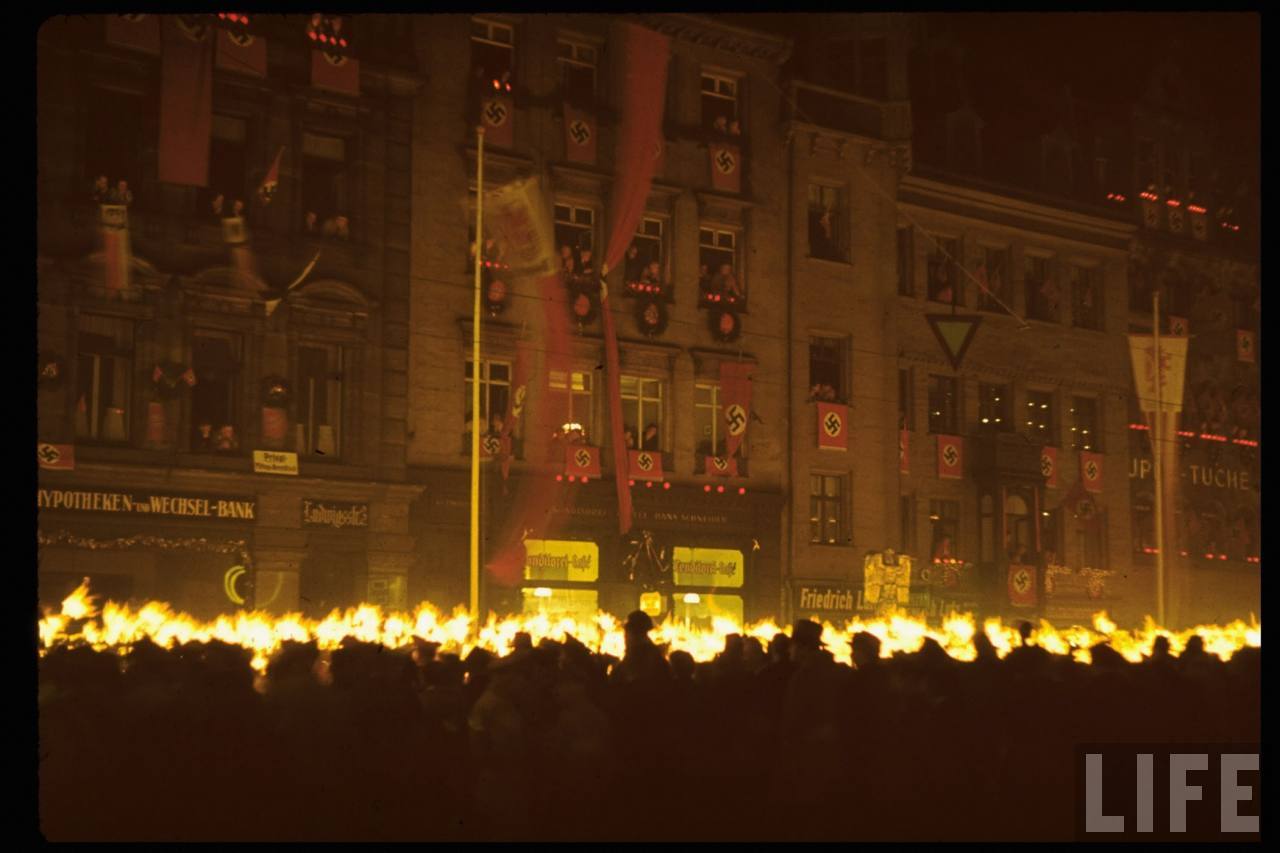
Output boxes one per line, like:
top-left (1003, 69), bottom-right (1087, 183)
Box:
top-left (635, 298), bottom-right (669, 338)
top-left (708, 307), bottom-right (741, 343)
top-left (39, 352), bottom-right (67, 390)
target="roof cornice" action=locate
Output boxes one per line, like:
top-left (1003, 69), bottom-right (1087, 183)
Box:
top-left (642, 14), bottom-right (792, 65)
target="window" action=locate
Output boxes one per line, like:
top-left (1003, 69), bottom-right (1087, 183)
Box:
top-left (929, 499), bottom-right (960, 563)
top-left (208, 114), bottom-right (247, 211)
top-left (554, 204), bottom-right (596, 276)
top-left (857, 38), bottom-right (888, 100)
top-left (625, 217), bottom-right (665, 284)
top-left (977, 382), bottom-right (1011, 432)
top-left (809, 337), bottom-right (846, 402)
top-left (807, 184), bottom-right (847, 262)
top-left (1136, 138), bottom-right (1157, 190)
top-left (465, 359), bottom-right (511, 438)
top-left (809, 473), bottom-right (847, 545)
top-left (898, 368), bottom-right (914, 431)
top-left (896, 226), bottom-right (913, 296)
top-left (1042, 507), bottom-right (1064, 566)
top-left (694, 382), bottom-right (724, 457)
top-left (557, 38), bottom-right (596, 105)
top-left (1004, 491), bottom-right (1036, 562)
top-left (301, 132), bottom-right (350, 232)
top-left (900, 494), bottom-right (917, 554)
top-left (190, 330), bottom-right (242, 453)
top-left (1024, 254), bottom-right (1059, 322)
top-left (84, 87), bottom-right (144, 187)
top-left (74, 315), bottom-right (133, 443)
top-left (927, 374), bottom-right (959, 434)
top-left (698, 227), bottom-right (742, 305)
top-left (926, 237), bottom-right (960, 304)
top-left (548, 369), bottom-right (593, 441)
top-left (1070, 264), bottom-right (1102, 330)
top-left (471, 18), bottom-right (514, 84)
top-left (297, 343), bottom-right (343, 457)
top-left (1024, 390), bottom-right (1056, 445)
top-left (1077, 514), bottom-right (1108, 569)
top-left (1069, 396), bottom-right (1100, 451)
top-left (621, 376), bottom-right (663, 451)
top-left (977, 246), bottom-right (1011, 313)
top-left (700, 73), bottom-right (738, 132)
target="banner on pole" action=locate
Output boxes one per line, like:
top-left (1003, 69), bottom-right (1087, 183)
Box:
top-left (1128, 334), bottom-right (1188, 414)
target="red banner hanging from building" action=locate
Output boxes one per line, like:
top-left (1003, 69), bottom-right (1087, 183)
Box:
top-left (720, 361), bottom-right (752, 460)
top-left (158, 18), bottom-right (214, 187)
top-left (597, 22), bottom-right (671, 536)
top-left (628, 450), bottom-right (664, 482)
top-left (564, 444), bottom-right (601, 480)
top-left (311, 50), bottom-right (360, 96)
top-left (709, 142), bottom-right (741, 193)
top-left (1079, 450), bottom-right (1104, 494)
top-left (37, 443), bottom-right (76, 471)
top-left (706, 455), bottom-right (738, 477)
top-left (817, 402), bottom-right (848, 451)
top-left (1008, 564), bottom-right (1037, 607)
top-left (937, 434), bottom-right (963, 480)
top-left (480, 93), bottom-right (514, 148)
top-left (1041, 446), bottom-right (1059, 489)
top-left (216, 27), bottom-right (266, 77)
top-left (105, 14), bottom-right (160, 54)
top-left (563, 103), bottom-right (598, 165)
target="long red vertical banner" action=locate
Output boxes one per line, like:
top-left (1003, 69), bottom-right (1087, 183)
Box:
top-left (159, 18), bottom-right (214, 187)
top-left (599, 22), bottom-right (671, 536)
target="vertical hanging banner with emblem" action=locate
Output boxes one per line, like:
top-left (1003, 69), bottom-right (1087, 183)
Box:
top-left (563, 103), bottom-right (597, 165)
top-left (309, 14), bottom-right (358, 96)
top-left (485, 177), bottom-right (560, 279)
top-left (564, 445), bottom-right (601, 480)
top-left (628, 450), bottom-right (664, 482)
top-left (1237, 330), bottom-right (1256, 363)
top-left (499, 339), bottom-right (531, 481)
top-left (1079, 450), bottom-right (1104, 494)
top-left (105, 14), bottom-right (160, 54)
top-left (159, 16), bottom-right (214, 187)
top-left (1008, 564), bottom-right (1037, 607)
top-left (720, 361), bottom-right (752, 459)
top-left (215, 18), bottom-right (266, 78)
top-left (481, 88), bottom-right (515, 148)
top-left (937, 434), bottom-right (963, 480)
top-left (899, 428), bottom-right (910, 476)
top-left (708, 142), bottom-right (741, 193)
top-left (817, 402), bottom-right (848, 451)
top-left (1128, 334), bottom-right (1188, 414)
top-left (1041, 446), bottom-right (1059, 489)
top-left (37, 443), bottom-right (76, 471)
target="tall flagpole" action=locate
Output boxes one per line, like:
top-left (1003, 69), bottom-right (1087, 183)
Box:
top-left (1152, 292), bottom-right (1166, 626)
top-left (470, 126), bottom-right (485, 619)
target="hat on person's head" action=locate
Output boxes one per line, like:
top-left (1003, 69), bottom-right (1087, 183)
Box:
top-left (624, 610), bottom-right (654, 634)
top-left (791, 619), bottom-right (825, 649)
top-left (851, 631), bottom-right (882, 661)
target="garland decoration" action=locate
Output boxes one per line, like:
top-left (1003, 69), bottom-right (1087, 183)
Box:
top-left (37, 529), bottom-right (252, 568)
top-left (153, 361), bottom-right (197, 401)
top-left (39, 352), bottom-right (67, 390)
top-left (261, 375), bottom-right (292, 408)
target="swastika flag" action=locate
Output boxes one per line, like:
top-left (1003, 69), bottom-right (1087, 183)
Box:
top-left (817, 402), bottom-right (848, 451)
top-left (564, 444), bottom-right (601, 479)
top-left (937, 435), bottom-right (963, 480)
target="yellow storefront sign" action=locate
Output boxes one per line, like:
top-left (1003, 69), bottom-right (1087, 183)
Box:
top-left (671, 592), bottom-right (743, 630)
top-left (521, 586), bottom-right (599, 622)
top-left (253, 449), bottom-right (299, 475)
top-left (523, 539), bottom-right (599, 582)
top-left (671, 547), bottom-right (744, 588)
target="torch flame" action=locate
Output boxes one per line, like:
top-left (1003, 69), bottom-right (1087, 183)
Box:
top-left (36, 584), bottom-right (1261, 676)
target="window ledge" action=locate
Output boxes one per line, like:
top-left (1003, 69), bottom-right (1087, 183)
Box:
top-left (805, 254), bottom-right (852, 268)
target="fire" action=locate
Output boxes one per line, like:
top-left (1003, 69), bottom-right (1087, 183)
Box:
top-left (38, 584), bottom-right (1260, 676)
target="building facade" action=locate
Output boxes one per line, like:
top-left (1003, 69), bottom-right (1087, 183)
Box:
top-left (37, 15), bottom-right (423, 617)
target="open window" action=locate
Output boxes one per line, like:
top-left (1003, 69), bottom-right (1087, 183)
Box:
top-left (297, 343), bottom-right (344, 457)
top-left (190, 330), bottom-right (242, 453)
top-left (698, 226), bottom-right (743, 307)
top-left (75, 315), bottom-right (133, 444)
top-left (301, 132), bottom-right (350, 238)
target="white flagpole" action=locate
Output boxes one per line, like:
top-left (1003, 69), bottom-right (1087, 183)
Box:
top-left (1153, 292), bottom-right (1166, 626)
top-left (470, 127), bottom-right (485, 619)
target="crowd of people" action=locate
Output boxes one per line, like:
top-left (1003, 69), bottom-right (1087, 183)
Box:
top-left (39, 613), bottom-right (1259, 841)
